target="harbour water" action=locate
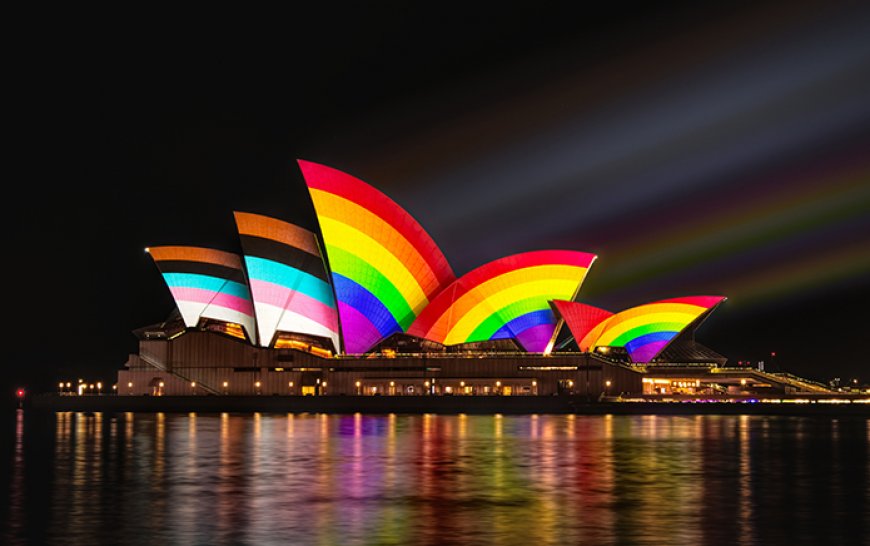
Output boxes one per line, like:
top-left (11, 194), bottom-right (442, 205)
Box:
top-left (2, 410), bottom-right (868, 545)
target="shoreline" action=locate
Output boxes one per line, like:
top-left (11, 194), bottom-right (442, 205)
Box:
top-left (26, 393), bottom-right (870, 416)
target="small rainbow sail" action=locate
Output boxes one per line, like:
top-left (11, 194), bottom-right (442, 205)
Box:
top-left (299, 159), bottom-right (455, 353)
top-left (558, 296), bottom-right (725, 362)
top-left (147, 246), bottom-right (257, 342)
top-left (407, 251), bottom-right (597, 352)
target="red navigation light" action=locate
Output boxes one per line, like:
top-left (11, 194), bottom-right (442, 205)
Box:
top-left (16, 389), bottom-right (25, 398)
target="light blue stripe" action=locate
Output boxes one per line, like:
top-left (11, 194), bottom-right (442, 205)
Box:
top-left (162, 273), bottom-right (250, 299)
top-left (244, 256), bottom-right (335, 307)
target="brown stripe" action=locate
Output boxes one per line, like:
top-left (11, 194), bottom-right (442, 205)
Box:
top-left (234, 212), bottom-right (321, 257)
top-left (147, 246), bottom-right (243, 269)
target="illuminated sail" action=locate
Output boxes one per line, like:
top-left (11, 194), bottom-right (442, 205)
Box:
top-left (407, 251), bottom-right (597, 352)
top-left (234, 212), bottom-right (339, 351)
top-left (563, 296), bottom-right (726, 362)
top-left (147, 246), bottom-right (257, 342)
top-left (299, 159), bottom-right (455, 353)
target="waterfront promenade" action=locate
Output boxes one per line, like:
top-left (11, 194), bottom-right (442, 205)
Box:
top-left (28, 393), bottom-right (870, 416)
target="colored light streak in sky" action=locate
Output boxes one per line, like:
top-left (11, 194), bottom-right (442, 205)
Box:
top-left (324, 4), bottom-right (870, 319)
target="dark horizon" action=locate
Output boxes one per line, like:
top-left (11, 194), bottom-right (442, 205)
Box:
top-left (7, 1), bottom-right (870, 395)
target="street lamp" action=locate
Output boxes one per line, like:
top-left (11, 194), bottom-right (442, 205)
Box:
top-left (355, 380), bottom-right (361, 395)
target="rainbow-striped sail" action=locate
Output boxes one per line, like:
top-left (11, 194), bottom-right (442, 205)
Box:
top-left (235, 212), bottom-right (340, 351)
top-left (408, 251), bottom-right (597, 352)
top-left (147, 246), bottom-right (257, 342)
top-left (299, 160), bottom-right (455, 353)
top-left (554, 296), bottom-right (725, 362)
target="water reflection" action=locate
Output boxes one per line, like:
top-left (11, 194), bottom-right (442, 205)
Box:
top-left (2, 413), bottom-right (868, 545)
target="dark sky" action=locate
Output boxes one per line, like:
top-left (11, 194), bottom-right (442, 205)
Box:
top-left (7, 1), bottom-right (870, 393)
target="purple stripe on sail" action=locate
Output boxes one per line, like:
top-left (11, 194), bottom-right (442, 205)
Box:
top-left (338, 301), bottom-right (385, 354)
top-left (628, 340), bottom-right (671, 363)
top-left (514, 323), bottom-right (557, 353)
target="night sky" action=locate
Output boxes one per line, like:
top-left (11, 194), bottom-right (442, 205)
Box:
top-left (7, 2), bottom-right (870, 395)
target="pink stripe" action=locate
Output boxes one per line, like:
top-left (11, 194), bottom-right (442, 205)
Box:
top-left (249, 279), bottom-right (339, 332)
top-left (169, 287), bottom-right (254, 316)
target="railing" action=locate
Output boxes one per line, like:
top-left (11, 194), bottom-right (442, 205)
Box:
top-left (138, 352), bottom-right (221, 395)
top-left (712, 368), bottom-right (833, 393)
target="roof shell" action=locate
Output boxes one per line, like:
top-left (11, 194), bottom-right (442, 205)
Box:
top-left (559, 295), bottom-right (726, 362)
top-left (146, 246), bottom-right (258, 343)
top-left (299, 159), bottom-right (455, 353)
top-left (235, 212), bottom-right (340, 351)
top-left (407, 250), bottom-right (597, 352)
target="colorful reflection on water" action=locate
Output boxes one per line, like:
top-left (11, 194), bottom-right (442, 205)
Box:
top-left (2, 411), bottom-right (868, 545)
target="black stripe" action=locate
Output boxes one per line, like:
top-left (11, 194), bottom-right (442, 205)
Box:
top-left (155, 260), bottom-right (247, 284)
top-left (239, 235), bottom-right (330, 282)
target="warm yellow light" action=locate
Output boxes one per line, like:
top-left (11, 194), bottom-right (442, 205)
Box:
top-left (97, 382), bottom-right (102, 389)
top-left (59, 382), bottom-right (64, 388)
top-left (424, 381), bottom-right (430, 387)
top-left (567, 380), bottom-right (573, 387)
top-left (390, 381), bottom-right (395, 387)
top-left (223, 381), bottom-right (228, 387)
top-left (460, 381), bottom-right (465, 387)
top-left (355, 381), bottom-right (361, 387)
top-left (255, 381), bottom-right (261, 388)
top-left (127, 382), bottom-right (133, 388)
top-left (605, 380), bottom-right (612, 387)
top-left (191, 382), bottom-right (196, 388)
top-left (89, 384), bottom-right (95, 389)
top-left (321, 381), bottom-right (327, 387)
top-left (66, 382), bottom-right (71, 388)
top-left (496, 381), bottom-right (501, 387)
top-left (289, 381), bottom-right (294, 387)
top-left (159, 382), bottom-right (164, 388)
top-left (741, 379), bottom-right (747, 386)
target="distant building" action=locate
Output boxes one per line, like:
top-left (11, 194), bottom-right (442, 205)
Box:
top-left (118, 160), bottom-right (828, 397)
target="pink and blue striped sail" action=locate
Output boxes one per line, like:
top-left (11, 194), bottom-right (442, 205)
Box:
top-left (146, 246), bottom-right (257, 342)
top-left (235, 212), bottom-right (340, 351)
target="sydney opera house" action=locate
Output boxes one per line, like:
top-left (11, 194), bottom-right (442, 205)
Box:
top-left (117, 160), bottom-right (828, 398)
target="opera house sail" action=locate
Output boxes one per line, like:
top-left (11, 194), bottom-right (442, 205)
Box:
top-left (235, 211), bottom-right (340, 352)
top-left (145, 246), bottom-right (257, 343)
top-left (407, 251), bottom-right (597, 353)
top-left (553, 296), bottom-right (726, 363)
top-left (299, 159), bottom-right (455, 354)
